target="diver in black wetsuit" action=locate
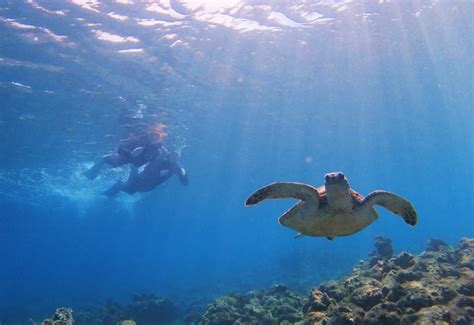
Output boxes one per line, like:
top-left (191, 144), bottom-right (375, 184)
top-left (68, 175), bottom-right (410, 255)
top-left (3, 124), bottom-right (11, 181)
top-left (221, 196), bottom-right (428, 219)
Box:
top-left (83, 132), bottom-right (163, 180)
top-left (103, 149), bottom-right (188, 197)
top-left (83, 129), bottom-right (188, 197)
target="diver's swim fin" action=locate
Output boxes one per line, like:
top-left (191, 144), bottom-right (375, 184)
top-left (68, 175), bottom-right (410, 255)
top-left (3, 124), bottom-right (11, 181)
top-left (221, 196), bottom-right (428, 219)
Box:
top-left (83, 161), bottom-right (103, 180)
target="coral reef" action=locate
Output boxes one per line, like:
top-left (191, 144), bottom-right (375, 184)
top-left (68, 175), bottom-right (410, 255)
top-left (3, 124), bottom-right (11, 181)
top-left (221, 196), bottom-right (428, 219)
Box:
top-left (198, 284), bottom-right (307, 324)
top-left (74, 294), bottom-right (178, 325)
top-left (304, 237), bottom-right (474, 324)
top-left (371, 236), bottom-right (394, 259)
top-left (41, 308), bottom-right (74, 325)
top-left (44, 237), bottom-right (473, 325)
top-left (116, 321), bottom-right (136, 325)
top-left (198, 237), bottom-right (473, 325)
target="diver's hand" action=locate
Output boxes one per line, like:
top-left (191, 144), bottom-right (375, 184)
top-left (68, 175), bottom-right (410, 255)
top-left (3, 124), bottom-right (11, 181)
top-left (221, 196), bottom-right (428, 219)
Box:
top-left (178, 167), bottom-right (189, 185)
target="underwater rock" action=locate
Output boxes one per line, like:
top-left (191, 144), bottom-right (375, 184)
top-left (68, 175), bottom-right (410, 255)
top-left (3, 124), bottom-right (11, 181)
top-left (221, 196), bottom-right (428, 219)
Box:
top-left (303, 289), bottom-right (333, 312)
top-left (398, 287), bottom-right (434, 310)
top-left (74, 237), bottom-right (473, 324)
top-left (198, 284), bottom-right (307, 324)
top-left (326, 304), bottom-right (364, 325)
top-left (394, 270), bottom-right (423, 283)
top-left (456, 238), bottom-right (474, 270)
top-left (458, 279), bottom-right (474, 296)
top-left (318, 280), bottom-right (344, 301)
top-left (116, 321), bottom-right (136, 325)
top-left (393, 252), bottom-right (416, 269)
top-left (302, 236), bottom-right (473, 324)
top-left (364, 302), bottom-right (401, 325)
top-left (197, 237), bottom-right (473, 324)
top-left (41, 307), bottom-right (74, 325)
top-left (351, 284), bottom-right (384, 310)
top-left (427, 238), bottom-right (449, 252)
top-left (368, 236), bottom-right (394, 268)
top-left (373, 236), bottom-right (393, 258)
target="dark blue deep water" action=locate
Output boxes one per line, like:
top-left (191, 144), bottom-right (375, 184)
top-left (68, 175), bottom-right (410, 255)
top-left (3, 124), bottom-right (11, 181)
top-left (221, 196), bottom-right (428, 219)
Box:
top-left (0, 0), bottom-right (472, 323)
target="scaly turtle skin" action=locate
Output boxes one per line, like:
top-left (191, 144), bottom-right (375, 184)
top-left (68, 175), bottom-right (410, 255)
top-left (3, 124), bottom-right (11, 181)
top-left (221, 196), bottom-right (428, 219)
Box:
top-left (245, 172), bottom-right (417, 240)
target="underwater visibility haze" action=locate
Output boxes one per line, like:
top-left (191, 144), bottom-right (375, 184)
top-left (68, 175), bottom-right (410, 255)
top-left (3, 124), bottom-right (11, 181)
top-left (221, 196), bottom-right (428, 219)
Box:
top-left (0, 0), bottom-right (472, 323)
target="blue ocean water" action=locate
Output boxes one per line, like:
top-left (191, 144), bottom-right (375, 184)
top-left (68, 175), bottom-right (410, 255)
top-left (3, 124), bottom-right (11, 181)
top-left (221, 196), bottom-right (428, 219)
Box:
top-left (0, 0), bottom-right (472, 323)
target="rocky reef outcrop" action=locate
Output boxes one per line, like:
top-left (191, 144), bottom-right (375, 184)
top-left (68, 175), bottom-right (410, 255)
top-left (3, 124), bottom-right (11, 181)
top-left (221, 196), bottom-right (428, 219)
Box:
top-left (305, 237), bottom-right (473, 324)
top-left (198, 284), bottom-right (307, 324)
top-left (198, 237), bottom-right (473, 324)
top-left (42, 237), bottom-right (473, 324)
top-left (41, 307), bottom-right (74, 325)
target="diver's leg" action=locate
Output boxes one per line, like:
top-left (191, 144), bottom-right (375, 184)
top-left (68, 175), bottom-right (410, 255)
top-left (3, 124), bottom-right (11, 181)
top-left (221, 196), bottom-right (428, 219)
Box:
top-left (84, 153), bottom-right (129, 180)
top-left (103, 181), bottom-right (124, 197)
top-left (156, 170), bottom-right (174, 186)
top-left (114, 166), bottom-right (139, 195)
top-left (83, 159), bottom-right (105, 180)
top-left (103, 167), bottom-right (139, 197)
top-left (129, 161), bottom-right (172, 193)
top-left (103, 165), bottom-right (140, 197)
top-left (126, 166), bottom-right (139, 184)
top-left (103, 153), bottom-right (129, 167)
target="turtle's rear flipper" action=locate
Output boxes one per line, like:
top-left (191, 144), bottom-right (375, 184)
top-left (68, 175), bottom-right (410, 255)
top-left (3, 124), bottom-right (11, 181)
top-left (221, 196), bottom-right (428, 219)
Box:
top-left (245, 182), bottom-right (320, 208)
top-left (363, 190), bottom-right (418, 226)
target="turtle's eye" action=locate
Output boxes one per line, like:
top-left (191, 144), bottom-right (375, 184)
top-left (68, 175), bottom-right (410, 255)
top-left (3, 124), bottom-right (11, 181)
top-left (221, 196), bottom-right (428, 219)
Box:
top-left (325, 175), bottom-right (330, 182)
top-left (337, 173), bottom-right (344, 180)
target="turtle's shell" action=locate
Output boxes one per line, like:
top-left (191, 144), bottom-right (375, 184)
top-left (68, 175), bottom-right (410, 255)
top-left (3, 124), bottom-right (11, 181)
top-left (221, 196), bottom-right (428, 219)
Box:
top-left (316, 185), bottom-right (365, 207)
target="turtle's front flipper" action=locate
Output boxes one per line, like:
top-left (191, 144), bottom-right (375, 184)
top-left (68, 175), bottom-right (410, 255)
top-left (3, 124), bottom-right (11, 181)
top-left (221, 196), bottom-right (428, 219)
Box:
top-left (362, 190), bottom-right (418, 226)
top-left (245, 182), bottom-right (320, 209)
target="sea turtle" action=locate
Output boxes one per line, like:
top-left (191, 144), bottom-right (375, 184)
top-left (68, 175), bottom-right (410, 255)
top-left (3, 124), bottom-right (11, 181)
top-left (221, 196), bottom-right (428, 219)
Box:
top-left (245, 172), bottom-right (417, 240)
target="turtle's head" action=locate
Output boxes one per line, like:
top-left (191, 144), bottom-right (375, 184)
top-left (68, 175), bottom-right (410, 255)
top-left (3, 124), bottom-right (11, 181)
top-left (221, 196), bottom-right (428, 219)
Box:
top-left (324, 172), bottom-right (349, 188)
top-left (324, 172), bottom-right (352, 211)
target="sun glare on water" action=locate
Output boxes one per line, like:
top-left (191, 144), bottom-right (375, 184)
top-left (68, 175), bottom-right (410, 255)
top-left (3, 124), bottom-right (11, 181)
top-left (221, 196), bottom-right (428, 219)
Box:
top-left (179, 0), bottom-right (243, 11)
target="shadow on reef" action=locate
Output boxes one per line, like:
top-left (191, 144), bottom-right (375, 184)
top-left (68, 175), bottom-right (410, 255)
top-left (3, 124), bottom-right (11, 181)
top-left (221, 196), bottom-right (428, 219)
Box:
top-left (41, 237), bottom-right (473, 325)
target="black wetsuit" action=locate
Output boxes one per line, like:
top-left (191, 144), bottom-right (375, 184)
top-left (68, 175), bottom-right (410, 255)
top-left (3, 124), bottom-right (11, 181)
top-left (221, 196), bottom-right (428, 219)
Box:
top-left (121, 157), bottom-right (180, 194)
top-left (84, 132), bottom-right (188, 197)
top-left (103, 147), bottom-right (188, 197)
top-left (84, 133), bottom-right (162, 180)
top-left (111, 133), bottom-right (162, 167)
